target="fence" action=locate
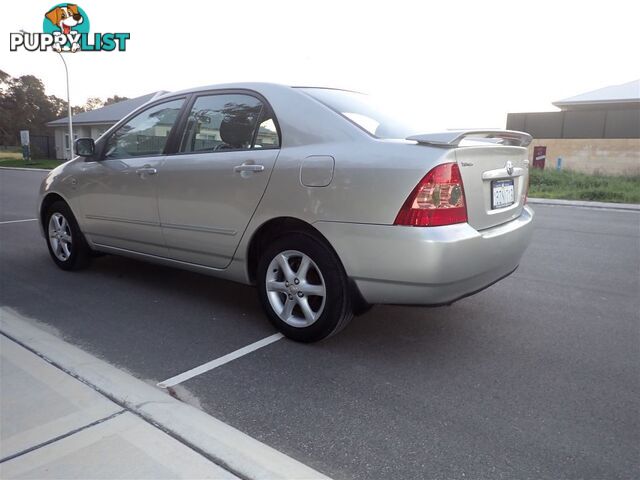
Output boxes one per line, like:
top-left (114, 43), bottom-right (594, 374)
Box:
top-left (507, 107), bottom-right (639, 139)
top-left (1, 135), bottom-right (55, 159)
top-left (30, 135), bottom-right (55, 159)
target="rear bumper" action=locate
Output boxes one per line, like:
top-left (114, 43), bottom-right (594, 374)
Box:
top-left (314, 205), bottom-right (534, 305)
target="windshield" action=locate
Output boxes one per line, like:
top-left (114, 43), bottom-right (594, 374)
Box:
top-left (299, 87), bottom-right (430, 140)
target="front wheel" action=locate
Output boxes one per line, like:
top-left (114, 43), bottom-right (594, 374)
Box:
top-left (45, 201), bottom-right (91, 271)
top-left (257, 233), bottom-right (353, 342)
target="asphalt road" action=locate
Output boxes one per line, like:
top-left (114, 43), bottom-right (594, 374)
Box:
top-left (1, 168), bottom-right (638, 479)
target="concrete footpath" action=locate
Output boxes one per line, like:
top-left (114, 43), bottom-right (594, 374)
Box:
top-left (0, 308), bottom-right (328, 480)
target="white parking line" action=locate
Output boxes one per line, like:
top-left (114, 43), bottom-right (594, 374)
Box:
top-left (0, 218), bottom-right (38, 225)
top-left (157, 333), bottom-right (284, 388)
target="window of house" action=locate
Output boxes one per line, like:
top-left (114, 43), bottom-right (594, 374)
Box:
top-left (64, 133), bottom-right (78, 150)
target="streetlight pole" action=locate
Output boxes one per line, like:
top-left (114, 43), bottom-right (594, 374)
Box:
top-left (57, 53), bottom-right (74, 158)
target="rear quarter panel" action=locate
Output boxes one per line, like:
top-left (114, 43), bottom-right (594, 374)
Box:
top-left (254, 140), bottom-right (453, 225)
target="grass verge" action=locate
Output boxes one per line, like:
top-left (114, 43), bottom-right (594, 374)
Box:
top-left (0, 155), bottom-right (64, 170)
top-left (529, 168), bottom-right (640, 204)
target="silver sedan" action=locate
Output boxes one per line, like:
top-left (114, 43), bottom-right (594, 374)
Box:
top-left (39, 83), bottom-right (534, 342)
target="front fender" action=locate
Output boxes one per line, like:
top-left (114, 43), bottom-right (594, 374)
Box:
top-left (38, 159), bottom-right (83, 237)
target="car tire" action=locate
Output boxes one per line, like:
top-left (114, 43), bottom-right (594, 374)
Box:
top-left (257, 232), bottom-right (353, 342)
top-left (45, 201), bottom-right (91, 271)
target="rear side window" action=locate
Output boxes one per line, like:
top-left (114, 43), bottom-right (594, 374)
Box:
top-left (299, 87), bottom-right (424, 140)
top-left (104, 99), bottom-right (185, 159)
top-left (254, 117), bottom-right (279, 149)
top-left (180, 94), bottom-right (280, 153)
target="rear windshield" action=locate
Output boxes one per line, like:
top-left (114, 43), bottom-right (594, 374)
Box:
top-left (299, 87), bottom-right (427, 140)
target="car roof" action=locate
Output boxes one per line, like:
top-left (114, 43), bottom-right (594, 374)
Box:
top-left (153, 83), bottom-right (359, 101)
top-left (153, 82), bottom-right (287, 100)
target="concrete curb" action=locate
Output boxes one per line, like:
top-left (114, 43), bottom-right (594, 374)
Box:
top-left (0, 166), bottom-right (52, 172)
top-left (0, 308), bottom-right (329, 480)
top-left (528, 197), bottom-right (640, 211)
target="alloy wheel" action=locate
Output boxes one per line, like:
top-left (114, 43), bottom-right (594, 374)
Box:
top-left (48, 212), bottom-right (73, 262)
top-left (265, 250), bottom-right (326, 327)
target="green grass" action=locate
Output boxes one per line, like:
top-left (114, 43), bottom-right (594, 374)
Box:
top-left (0, 155), bottom-right (64, 170)
top-left (529, 168), bottom-right (640, 204)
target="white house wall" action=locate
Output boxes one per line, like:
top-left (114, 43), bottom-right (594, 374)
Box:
top-left (52, 124), bottom-right (113, 160)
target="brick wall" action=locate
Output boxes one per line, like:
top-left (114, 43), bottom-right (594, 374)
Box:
top-left (528, 139), bottom-right (640, 175)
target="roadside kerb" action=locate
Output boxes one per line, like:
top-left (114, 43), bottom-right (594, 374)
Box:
top-left (0, 166), bottom-right (52, 172)
top-left (0, 307), bottom-right (329, 480)
top-left (528, 197), bottom-right (640, 212)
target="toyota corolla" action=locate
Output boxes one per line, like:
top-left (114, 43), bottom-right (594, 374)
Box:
top-left (39, 83), bottom-right (534, 342)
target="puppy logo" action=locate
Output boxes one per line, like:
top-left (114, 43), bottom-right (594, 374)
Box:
top-left (43, 3), bottom-right (89, 52)
top-left (10, 4), bottom-right (128, 53)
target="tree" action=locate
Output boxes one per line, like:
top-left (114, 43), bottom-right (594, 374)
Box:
top-left (84, 97), bottom-right (105, 111)
top-left (0, 69), bottom-right (9, 89)
top-left (104, 95), bottom-right (128, 106)
top-left (72, 95), bottom-right (129, 114)
top-left (0, 74), bottom-right (66, 145)
top-left (72, 97), bottom-right (103, 114)
top-left (0, 71), bottom-right (128, 145)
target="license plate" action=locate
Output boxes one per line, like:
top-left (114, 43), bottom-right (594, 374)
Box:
top-left (491, 179), bottom-right (515, 209)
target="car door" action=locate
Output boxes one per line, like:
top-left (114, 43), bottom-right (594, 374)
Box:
top-left (76, 97), bottom-right (186, 256)
top-left (156, 92), bottom-right (281, 268)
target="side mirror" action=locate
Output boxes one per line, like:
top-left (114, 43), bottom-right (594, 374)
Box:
top-left (74, 138), bottom-right (95, 157)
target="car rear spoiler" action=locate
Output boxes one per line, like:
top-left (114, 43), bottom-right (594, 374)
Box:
top-left (406, 130), bottom-right (532, 148)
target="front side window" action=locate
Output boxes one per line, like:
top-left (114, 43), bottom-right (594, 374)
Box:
top-left (104, 99), bottom-right (184, 159)
top-left (180, 94), bottom-right (278, 153)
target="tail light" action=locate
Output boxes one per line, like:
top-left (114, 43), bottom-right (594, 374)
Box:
top-left (394, 162), bottom-right (467, 227)
top-left (523, 172), bottom-right (529, 205)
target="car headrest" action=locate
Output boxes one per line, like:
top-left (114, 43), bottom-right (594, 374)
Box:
top-left (219, 117), bottom-right (254, 148)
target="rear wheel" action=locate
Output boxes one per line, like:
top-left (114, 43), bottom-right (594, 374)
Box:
top-left (45, 201), bottom-right (91, 271)
top-left (257, 233), bottom-right (353, 342)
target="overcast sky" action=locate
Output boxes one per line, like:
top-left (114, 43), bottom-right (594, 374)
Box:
top-left (3, 0), bottom-right (639, 129)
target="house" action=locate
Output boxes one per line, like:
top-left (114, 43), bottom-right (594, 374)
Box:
top-left (47, 92), bottom-right (164, 160)
top-left (506, 79), bottom-right (640, 174)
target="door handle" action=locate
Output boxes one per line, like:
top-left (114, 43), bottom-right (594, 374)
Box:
top-left (136, 166), bottom-right (157, 176)
top-left (234, 164), bottom-right (264, 173)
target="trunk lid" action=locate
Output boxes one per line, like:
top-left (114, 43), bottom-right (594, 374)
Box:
top-left (455, 145), bottom-right (529, 230)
